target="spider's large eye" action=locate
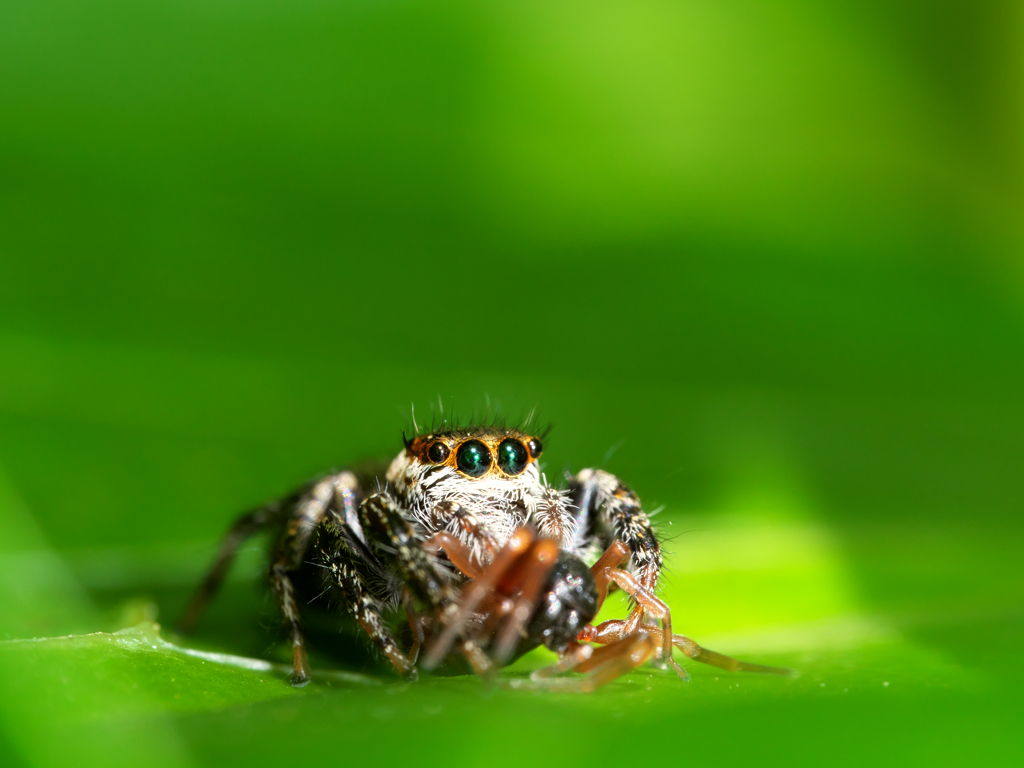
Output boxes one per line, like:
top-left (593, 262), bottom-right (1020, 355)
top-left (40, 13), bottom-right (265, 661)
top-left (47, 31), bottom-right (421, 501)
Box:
top-left (497, 439), bottom-right (529, 476)
top-left (427, 442), bottom-right (450, 463)
top-left (527, 437), bottom-right (543, 458)
top-left (456, 440), bottom-right (491, 477)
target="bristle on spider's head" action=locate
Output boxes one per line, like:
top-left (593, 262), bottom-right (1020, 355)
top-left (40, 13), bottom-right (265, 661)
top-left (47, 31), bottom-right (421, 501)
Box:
top-left (407, 400), bottom-right (551, 445)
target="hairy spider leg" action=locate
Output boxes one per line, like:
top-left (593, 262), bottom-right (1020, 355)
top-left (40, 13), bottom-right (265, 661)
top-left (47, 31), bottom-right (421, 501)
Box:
top-left (571, 469), bottom-right (662, 633)
top-left (355, 492), bottom-right (492, 676)
top-left (315, 511), bottom-right (418, 680)
top-left (178, 500), bottom-right (287, 634)
top-left (180, 471), bottom-right (363, 686)
top-left (271, 472), bottom-right (361, 686)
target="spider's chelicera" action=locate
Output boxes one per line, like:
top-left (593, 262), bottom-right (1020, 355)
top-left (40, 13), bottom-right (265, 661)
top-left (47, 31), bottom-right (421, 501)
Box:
top-left (181, 423), bottom-right (790, 690)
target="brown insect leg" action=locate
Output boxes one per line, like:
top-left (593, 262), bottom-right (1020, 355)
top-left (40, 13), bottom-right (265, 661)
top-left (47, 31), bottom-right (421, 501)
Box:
top-left (589, 540), bottom-right (631, 611)
top-left (422, 527), bottom-right (535, 669)
top-left (459, 638), bottom-right (495, 677)
top-left (423, 532), bottom-right (483, 578)
top-left (578, 618), bottom-right (628, 645)
top-left (492, 538), bottom-right (560, 664)
top-left (587, 541), bottom-right (657, 644)
top-left (530, 642), bottom-right (594, 680)
top-left (402, 586), bottom-right (425, 665)
top-left (579, 608), bottom-right (794, 677)
top-left (672, 635), bottom-right (793, 676)
top-left (525, 634), bottom-right (656, 692)
top-left (575, 634), bottom-right (657, 692)
top-left (603, 568), bottom-right (688, 680)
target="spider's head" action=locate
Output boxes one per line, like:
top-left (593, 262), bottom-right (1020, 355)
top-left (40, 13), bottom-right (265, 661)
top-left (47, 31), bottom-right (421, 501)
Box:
top-left (385, 426), bottom-right (559, 551)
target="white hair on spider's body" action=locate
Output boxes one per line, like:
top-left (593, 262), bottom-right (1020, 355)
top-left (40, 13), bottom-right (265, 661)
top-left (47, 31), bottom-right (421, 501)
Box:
top-left (385, 427), bottom-right (583, 566)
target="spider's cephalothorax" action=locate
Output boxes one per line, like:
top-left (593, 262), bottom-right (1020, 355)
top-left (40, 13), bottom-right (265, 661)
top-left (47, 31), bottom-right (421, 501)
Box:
top-left (180, 421), bottom-right (790, 689)
top-left (387, 428), bottom-right (578, 562)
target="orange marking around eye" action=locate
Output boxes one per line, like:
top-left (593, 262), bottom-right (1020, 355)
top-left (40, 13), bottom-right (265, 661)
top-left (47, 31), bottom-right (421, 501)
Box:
top-left (406, 430), bottom-right (541, 477)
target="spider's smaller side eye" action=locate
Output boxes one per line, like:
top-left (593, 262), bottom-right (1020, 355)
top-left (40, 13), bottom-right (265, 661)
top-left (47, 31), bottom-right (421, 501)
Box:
top-left (497, 439), bottom-right (529, 476)
top-left (427, 442), bottom-right (450, 463)
top-left (456, 440), bottom-right (491, 477)
top-left (527, 437), bottom-right (543, 458)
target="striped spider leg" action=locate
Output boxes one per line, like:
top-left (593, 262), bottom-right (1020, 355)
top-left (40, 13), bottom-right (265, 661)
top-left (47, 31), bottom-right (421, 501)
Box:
top-left (568, 469), bottom-right (665, 634)
top-left (180, 471), bottom-right (489, 685)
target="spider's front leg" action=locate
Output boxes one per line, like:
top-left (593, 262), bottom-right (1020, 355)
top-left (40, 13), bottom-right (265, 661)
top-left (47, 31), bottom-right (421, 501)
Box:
top-left (314, 510), bottom-right (420, 680)
top-left (570, 468), bottom-right (663, 632)
top-left (355, 493), bottom-right (493, 675)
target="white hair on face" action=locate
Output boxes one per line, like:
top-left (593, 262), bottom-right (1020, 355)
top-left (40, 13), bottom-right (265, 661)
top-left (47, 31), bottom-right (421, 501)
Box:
top-left (385, 451), bottom-right (579, 565)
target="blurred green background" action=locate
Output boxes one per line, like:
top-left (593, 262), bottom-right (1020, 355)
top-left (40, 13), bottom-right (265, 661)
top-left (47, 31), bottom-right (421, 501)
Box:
top-left (1, 1), bottom-right (1023, 766)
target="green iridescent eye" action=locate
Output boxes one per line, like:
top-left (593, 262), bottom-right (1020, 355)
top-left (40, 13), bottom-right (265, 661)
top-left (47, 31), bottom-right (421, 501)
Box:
top-left (497, 439), bottom-right (529, 475)
top-left (456, 440), bottom-right (491, 477)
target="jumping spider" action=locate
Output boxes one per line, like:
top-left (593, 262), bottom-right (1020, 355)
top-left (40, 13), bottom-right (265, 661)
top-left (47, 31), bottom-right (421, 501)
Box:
top-left (181, 423), bottom-right (790, 689)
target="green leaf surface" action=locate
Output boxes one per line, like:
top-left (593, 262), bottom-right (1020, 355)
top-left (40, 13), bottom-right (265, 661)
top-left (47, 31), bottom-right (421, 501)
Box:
top-left (1, 1), bottom-right (1023, 766)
